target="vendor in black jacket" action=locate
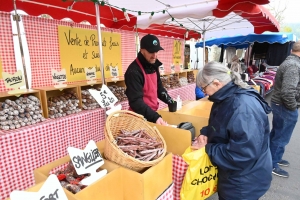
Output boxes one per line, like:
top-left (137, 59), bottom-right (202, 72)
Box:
top-left (125, 34), bottom-right (174, 125)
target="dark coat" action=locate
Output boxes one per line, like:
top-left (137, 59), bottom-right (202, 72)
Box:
top-left (271, 54), bottom-right (300, 110)
top-left (201, 82), bottom-right (272, 200)
top-left (125, 52), bottom-right (172, 123)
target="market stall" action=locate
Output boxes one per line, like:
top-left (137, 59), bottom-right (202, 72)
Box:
top-left (195, 32), bottom-right (297, 96)
top-left (0, 0), bottom-right (280, 199)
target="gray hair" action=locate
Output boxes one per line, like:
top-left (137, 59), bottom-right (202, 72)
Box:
top-left (196, 61), bottom-right (250, 89)
top-left (292, 41), bottom-right (300, 52)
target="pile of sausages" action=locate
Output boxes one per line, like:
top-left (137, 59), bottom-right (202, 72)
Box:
top-left (116, 129), bottom-right (164, 162)
top-left (81, 89), bottom-right (101, 110)
top-left (108, 85), bottom-right (128, 102)
top-left (187, 71), bottom-right (195, 83)
top-left (169, 74), bottom-right (181, 89)
top-left (0, 96), bottom-right (45, 130)
top-left (160, 75), bottom-right (170, 89)
top-left (55, 161), bottom-right (87, 194)
top-left (179, 77), bottom-right (188, 86)
top-left (48, 90), bottom-right (81, 119)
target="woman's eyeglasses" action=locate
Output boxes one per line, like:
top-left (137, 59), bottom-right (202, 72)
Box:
top-left (201, 80), bottom-right (214, 92)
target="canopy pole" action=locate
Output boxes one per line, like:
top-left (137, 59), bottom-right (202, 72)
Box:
top-left (95, 3), bottom-right (105, 85)
top-left (202, 22), bottom-right (206, 68)
top-left (13, 0), bottom-right (29, 89)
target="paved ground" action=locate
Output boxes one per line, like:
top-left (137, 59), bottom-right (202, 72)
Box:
top-left (207, 92), bottom-right (300, 200)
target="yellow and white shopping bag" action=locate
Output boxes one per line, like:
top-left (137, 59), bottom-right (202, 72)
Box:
top-left (180, 147), bottom-right (218, 200)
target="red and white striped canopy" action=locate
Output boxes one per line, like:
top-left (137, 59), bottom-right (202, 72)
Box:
top-left (0, 0), bottom-right (279, 40)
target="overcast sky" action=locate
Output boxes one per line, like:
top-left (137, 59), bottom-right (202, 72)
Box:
top-left (268, 0), bottom-right (298, 23)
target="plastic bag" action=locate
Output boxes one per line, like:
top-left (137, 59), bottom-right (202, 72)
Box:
top-left (180, 147), bottom-right (218, 200)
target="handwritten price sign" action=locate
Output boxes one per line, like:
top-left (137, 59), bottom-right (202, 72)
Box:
top-left (52, 69), bottom-right (67, 88)
top-left (170, 64), bottom-right (175, 73)
top-left (159, 65), bottom-right (165, 75)
top-left (10, 174), bottom-right (68, 200)
top-left (180, 64), bottom-right (184, 71)
top-left (85, 67), bottom-right (96, 84)
top-left (67, 140), bottom-right (107, 186)
top-left (88, 84), bottom-right (122, 115)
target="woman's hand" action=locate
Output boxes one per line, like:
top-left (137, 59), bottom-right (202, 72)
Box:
top-left (191, 135), bottom-right (208, 150)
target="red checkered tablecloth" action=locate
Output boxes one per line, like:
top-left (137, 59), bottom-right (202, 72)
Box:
top-left (157, 183), bottom-right (174, 200)
top-left (0, 109), bottom-right (105, 200)
top-left (172, 155), bottom-right (189, 200)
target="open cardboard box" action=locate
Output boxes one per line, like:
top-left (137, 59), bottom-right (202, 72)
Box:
top-left (34, 141), bottom-right (123, 200)
top-left (148, 122), bottom-right (192, 156)
top-left (121, 152), bottom-right (173, 200)
top-left (6, 181), bottom-right (78, 200)
top-left (100, 140), bottom-right (173, 200)
top-left (34, 140), bottom-right (172, 200)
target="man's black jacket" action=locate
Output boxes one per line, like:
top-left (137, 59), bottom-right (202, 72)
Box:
top-left (125, 52), bottom-right (172, 123)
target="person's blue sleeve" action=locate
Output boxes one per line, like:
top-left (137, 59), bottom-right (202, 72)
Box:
top-left (195, 86), bottom-right (205, 98)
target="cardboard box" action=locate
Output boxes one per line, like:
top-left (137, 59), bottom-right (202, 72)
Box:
top-left (148, 122), bottom-right (191, 156)
top-left (6, 181), bottom-right (78, 200)
top-left (34, 142), bottom-right (123, 200)
top-left (121, 153), bottom-right (173, 200)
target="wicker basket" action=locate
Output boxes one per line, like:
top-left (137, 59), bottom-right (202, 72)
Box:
top-left (104, 110), bottom-right (167, 172)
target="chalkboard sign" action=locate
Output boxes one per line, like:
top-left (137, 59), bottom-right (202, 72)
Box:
top-left (51, 69), bottom-right (67, 88)
top-left (10, 174), bottom-right (68, 200)
top-left (67, 140), bottom-right (107, 186)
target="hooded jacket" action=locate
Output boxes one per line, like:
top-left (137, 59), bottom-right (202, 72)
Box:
top-left (271, 54), bottom-right (300, 110)
top-left (125, 52), bottom-right (172, 123)
top-left (201, 82), bottom-right (272, 200)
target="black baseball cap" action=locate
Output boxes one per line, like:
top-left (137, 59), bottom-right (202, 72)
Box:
top-left (140, 34), bottom-right (164, 53)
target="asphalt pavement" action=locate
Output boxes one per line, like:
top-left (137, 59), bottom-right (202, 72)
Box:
top-left (206, 91), bottom-right (300, 200)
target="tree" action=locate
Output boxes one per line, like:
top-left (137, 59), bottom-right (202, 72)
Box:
top-left (267, 0), bottom-right (289, 27)
top-left (282, 26), bottom-right (292, 32)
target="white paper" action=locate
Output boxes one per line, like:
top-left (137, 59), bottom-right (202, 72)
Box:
top-left (67, 140), bottom-right (107, 186)
top-left (10, 174), bottom-right (68, 200)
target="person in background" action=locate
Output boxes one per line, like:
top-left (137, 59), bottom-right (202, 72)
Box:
top-left (193, 62), bottom-right (272, 200)
top-left (230, 55), bottom-right (242, 74)
top-left (269, 40), bottom-right (300, 178)
top-left (125, 34), bottom-right (174, 125)
top-left (195, 85), bottom-right (206, 100)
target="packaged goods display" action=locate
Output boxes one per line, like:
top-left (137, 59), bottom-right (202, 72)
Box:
top-left (0, 95), bottom-right (45, 130)
top-left (54, 161), bottom-right (87, 194)
top-left (47, 90), bottom-right (81, 119)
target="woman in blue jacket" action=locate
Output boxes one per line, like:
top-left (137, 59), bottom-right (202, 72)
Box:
top-left (193, 62), bottom-right (272, 200)
top-left (195, 85), bottom-right (206, 100)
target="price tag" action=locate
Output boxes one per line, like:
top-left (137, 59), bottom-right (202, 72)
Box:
top-left (2, 70), bottom-right (27, 94)
top-left (88, 84), bottom-right (122, 115)
top-left (85, 67), bottom-right (96, 84)
top-left (109, 66), bottom-right (119, 79)
top-left (180, 64), bottom-right (184, 71)
top-left (159, 65), bottom-right (165, 75)
top-left (51, 69), bottom-right (67, 88)
top-left (10, 174), bottom-right (68, 200)
top-left (170, 64), bottom-right (175, 73)
top-left (67, 140), bottom-right (107, 186)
